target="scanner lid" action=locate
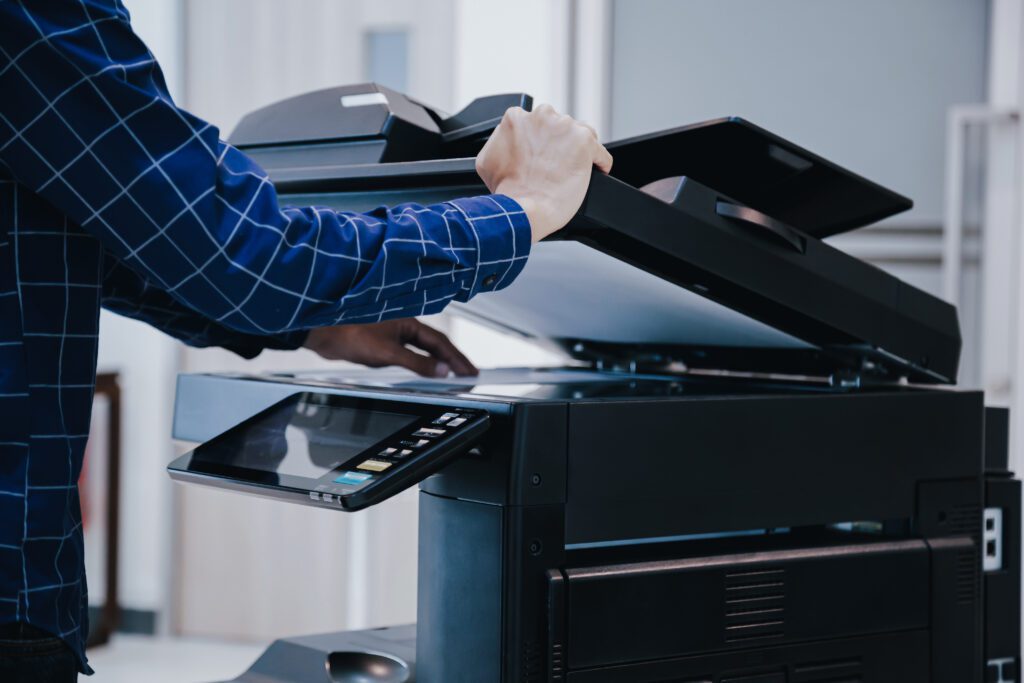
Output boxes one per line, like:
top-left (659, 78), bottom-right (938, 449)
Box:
top-left (231, 85), bottom-right (960, 385)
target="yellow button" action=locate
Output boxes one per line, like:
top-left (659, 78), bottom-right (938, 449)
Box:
top-left (356, 459), bottom-right (393, 473)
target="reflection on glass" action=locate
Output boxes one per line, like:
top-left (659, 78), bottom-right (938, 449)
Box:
top-left (192, 399), bottom-right (416, 480)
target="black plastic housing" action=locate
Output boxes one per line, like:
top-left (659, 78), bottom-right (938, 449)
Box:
top-left (229, 85), bottom-right (961, 384)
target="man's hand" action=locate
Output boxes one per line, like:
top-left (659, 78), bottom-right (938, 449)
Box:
top-left (475, 104), bottom-right (613, 243)
top-left (303, 320), bottom-right (477, 378)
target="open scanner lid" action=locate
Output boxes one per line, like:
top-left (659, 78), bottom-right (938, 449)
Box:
top-left (231, 84), bottom-right (960, 385)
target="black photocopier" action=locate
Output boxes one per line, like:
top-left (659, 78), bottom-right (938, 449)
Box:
top-left (169, 84), bottom-right (1022, 683)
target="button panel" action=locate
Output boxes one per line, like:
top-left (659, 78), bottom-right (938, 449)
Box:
top-left (320, 409), bottom-right (482, 503)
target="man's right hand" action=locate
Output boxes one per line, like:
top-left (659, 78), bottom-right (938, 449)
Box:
top-left (475, 104), bottom-right (613, 243)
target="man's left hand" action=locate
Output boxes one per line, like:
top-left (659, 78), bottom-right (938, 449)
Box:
top-left (302, 319), bottom-right (478, 378)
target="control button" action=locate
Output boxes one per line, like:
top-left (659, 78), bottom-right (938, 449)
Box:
top-left (400, 439), bottom-right (430, 449)
top-left (334, 471), bottom-right (373, 485)
top-left (412, 427), bottom-right (446, 438)
top-left (434, 412), bottom-right (459, 424)
top-left (396, 449), bottom-right (414, 458)
top-left (309, 492), bottom-right (321, 501)
top-left (447, 417), bottom-right (468, 427)
top-left (357, 459), bottom-right (393, 473)
top-left (378, 447), bottom-right (398, 457)
top-left (322, 493), bottom-right (334, 503)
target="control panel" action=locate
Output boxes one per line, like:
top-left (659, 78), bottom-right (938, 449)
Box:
top-left (168, 393), bottom-right (491, 513)
top-left (312, 408), bottom-right (488, 509)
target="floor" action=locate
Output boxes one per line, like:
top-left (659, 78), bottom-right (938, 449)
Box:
top-left (86, 634), bottom-right (265, 683)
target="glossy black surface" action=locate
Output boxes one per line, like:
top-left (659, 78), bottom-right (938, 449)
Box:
top-left (606, 117), bottom-right (912, 238)
top-left (186, 395), bottom-right (416, 480)
top-left (169, 392), bottom-right (489, 511)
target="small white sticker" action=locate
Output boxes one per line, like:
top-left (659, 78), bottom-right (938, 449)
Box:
top-left (340, 92), bottom-right (388, 108)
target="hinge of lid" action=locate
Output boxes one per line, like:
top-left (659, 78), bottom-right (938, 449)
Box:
top-left (573, 342), bottom-right (687, 375)
top-left (828, 370), bottom-right (863, 389)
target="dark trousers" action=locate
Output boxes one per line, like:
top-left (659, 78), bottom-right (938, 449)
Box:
top-left (0, 623), bottom-right (77, 682)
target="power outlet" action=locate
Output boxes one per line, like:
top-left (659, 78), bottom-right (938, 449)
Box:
top-left (984, 507), bottom-right (1004, 572)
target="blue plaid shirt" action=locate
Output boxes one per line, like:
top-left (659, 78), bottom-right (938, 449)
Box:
top-left (0, 0), bottom-right (531, 672)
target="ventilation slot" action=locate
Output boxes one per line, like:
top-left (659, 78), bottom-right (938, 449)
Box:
top-left (948, 503), bottom-right (981, 540)
top-left (792, 657), bottom-right (863, 682)
top-left (724, 568), bottom-right (786, 644)
top-left (956, 548), bottom-right (979, 605)
top-left (940, 503), bottom-right (980, 604)
top-left (549, 641), bottom-right (565, 681)
top-left (520, 639), bottom-right (543, 682)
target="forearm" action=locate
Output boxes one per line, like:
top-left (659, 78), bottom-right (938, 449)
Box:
top-left (0, 2), bottom-right (530, 336)
top-left (101, 251), bottom-right (307, 358)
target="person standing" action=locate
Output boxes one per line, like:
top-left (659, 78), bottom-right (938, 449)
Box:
top-left (0, 1), bottom-right (612, 679)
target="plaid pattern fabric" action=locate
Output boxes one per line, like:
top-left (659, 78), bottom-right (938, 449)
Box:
top-left (0, 0), bottom-right (531, 672)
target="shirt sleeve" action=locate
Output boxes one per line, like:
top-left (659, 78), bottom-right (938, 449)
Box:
top-left (100, 250), bottom-right (308, 359)
top-left (0, 1), bottom-right (531, 336)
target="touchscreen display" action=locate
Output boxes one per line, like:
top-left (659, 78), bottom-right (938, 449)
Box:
top-left (191, 396), bottom-right (417, 480)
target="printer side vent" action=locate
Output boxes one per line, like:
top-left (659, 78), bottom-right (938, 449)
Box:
top-left (549, 641), bottom-right (565, 681)
top-left (948, 503), bottom-right (981, 605)
top-left (521, 639), bottom-right (543, 682)
top-left (723, 568), bottom-right (786, 644)
top-left (956, 548), bottom-right (980, 605)
top-left (948, 503), bottom-right (982, 537)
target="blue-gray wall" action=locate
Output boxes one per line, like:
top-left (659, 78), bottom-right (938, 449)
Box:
top-left (610, 0), bottom-right (989, 226)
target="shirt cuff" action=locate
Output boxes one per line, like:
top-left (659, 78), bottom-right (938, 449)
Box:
top-left (448, 194), bottom-right (532, 300)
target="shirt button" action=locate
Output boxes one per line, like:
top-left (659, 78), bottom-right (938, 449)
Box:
top-left (482, 274), bottom-right (498, 288)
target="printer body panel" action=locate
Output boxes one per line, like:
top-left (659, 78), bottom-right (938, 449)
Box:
top-left (417, 493), bottom-right (505, 683)
top-left (564, 389), bottom-right (985, 544)
top-left (170, 373), bottom-right (1011, 683)
top-left (419, 401), bottom-right (569, 507)
top-left (559, 631), bottom-right (930, 682)
top-left (560, 538), bottom-right (931, 672)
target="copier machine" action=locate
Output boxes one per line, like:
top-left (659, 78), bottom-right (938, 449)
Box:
top-left (169, 84), bottom-right (1023, 683)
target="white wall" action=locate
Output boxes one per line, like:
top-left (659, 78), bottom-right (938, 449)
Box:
top-left (182, 0), bottom-right (455, 136)
top-left (609, 0), bottom-right (989, 227)
top-left (452, 0), bottom-right (570, 112)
